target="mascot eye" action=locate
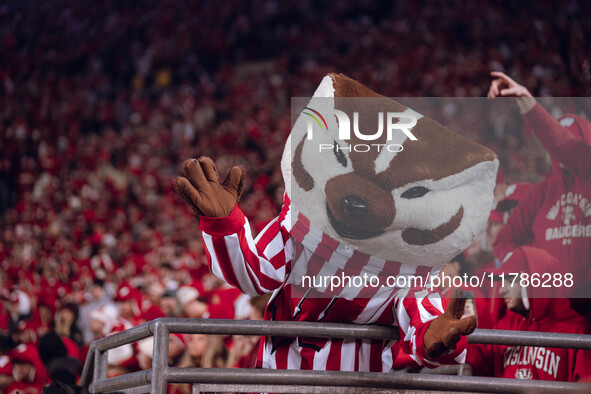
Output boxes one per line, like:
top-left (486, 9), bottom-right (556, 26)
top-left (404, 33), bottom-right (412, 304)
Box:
top-left (333, 141), bottom-right (348, 167)
top-left (401, 186), bottom-right (430, 199)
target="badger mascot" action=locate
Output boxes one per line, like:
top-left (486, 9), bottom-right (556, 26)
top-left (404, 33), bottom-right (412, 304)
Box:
top-left (174, 74), bottom-right (498, 371)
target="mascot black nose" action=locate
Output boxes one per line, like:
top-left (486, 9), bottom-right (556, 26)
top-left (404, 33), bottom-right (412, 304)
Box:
top-left (342, 195), bottom-right (368, 220)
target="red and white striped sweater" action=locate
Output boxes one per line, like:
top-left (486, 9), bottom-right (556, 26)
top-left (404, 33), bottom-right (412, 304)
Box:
top-left (199, 195), bottom-right (467, 371)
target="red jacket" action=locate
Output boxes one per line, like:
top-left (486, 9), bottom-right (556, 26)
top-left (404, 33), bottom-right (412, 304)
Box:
top-left (493, 103), bottom-right (591, 296)
top-left (472, 260), bottom-right (507, 329)
top-left (467, 247), bottom-right (591, 381)
top-left (5, 344), bottom-right (49, 394)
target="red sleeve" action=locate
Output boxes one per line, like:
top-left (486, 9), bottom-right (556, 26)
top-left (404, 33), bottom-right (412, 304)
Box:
top-left (199, 205), bottom-right (290, 296)
top-left (492, 180), bottom-right (546, 261)
top-left (396, 292), bottom-right (468, 368)
top-left (523, 103), bottom-right (591, 179)
top-left (61, 336), bottom-right (80, 360)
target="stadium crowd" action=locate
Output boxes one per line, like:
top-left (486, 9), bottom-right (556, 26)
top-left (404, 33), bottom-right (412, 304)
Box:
top-left (1, 0), bottom-right (590, 392)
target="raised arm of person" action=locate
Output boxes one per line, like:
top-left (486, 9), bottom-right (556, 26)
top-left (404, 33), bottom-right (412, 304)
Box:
top-left (492, 180), bottom-right (546, 261)
top-left (488, 71), bottom-right (591, 179)
top-left (174, 157), bottom-right (290, 296)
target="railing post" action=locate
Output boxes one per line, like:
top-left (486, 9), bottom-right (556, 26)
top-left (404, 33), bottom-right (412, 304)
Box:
top-left (93, 349), bottom-right (108, 393)
top-left (79, 343), bottom-right (95, 389)
top-left (151, 319), bottom-right (170, 394)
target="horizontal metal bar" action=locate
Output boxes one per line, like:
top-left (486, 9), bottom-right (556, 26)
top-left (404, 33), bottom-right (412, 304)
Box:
top-left (94, 321), bottom-right (153, 352)
top-left (159, 318), bottom-right (591, 350)
top-left (167, 368), bottom-right (590, 393)
top-left (89, 319), bottom-right (591, 353)
top-left (418, 364), bottom-right (466, 375)
top-left (469, 329), bottom-right (591, 349)
top-left (151, 317), bottom-right (399, 340)
top-left (119, 384), bottom-right (152, 394)
top-left (193, 383), bottom-right (482, 394)
top-left (89, 369), bottom-right (151, 393)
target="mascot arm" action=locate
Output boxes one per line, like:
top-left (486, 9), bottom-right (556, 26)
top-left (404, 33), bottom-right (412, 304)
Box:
top-left (199, 207), bottom-right (291, 296)
top-left (523, 103), bottom-right (591, 179)
top-left (396, 290), bottom-right (474, 368)
top-left (175, 156), bottom-right (291, 296)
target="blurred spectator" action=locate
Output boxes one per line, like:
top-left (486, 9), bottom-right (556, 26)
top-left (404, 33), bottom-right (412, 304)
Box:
top-left (54, 303), bottom-right (84, 348)
top-left (5, 343), bottom-right (49, 394)
top-left (135, 334), bottom-right (186, 371)
top-left (86, 305), bottom-right (134, 376)
top-left (226, 293), bottom-right (271, 369)
top-left (2, 290), bottom-right (32, 335)
top-left (169, 334), bottom-right (228, 394)
top-left (159, 291), bottom-right (181, 317)
top-left (177, 334), bottom-right (228, 369)
top-left (113, 282), bottom-right (145, 326)
top-left (37, 332), bottom-right (84, 394)
top-left (79, 280), bottom-right (113, 344)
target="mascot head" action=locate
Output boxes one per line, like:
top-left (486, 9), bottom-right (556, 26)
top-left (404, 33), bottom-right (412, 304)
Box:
top-left (281, 74), bottom-right (498, 267)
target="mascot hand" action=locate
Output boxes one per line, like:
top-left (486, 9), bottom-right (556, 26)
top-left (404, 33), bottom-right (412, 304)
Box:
top-left (174, 157), bottom-right (245, 217)
top-left (423, 288), bottom-right (477, 360)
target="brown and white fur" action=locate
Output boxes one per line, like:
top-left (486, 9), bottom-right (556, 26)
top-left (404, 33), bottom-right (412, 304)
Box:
top-left (281, 73), bottom-right (498, 267)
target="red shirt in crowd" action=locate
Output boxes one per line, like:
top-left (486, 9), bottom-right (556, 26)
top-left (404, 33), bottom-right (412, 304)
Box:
top-left (493, 104), bottom-right (591, 296)
top-left (467, 247), bottom-right (591, 381)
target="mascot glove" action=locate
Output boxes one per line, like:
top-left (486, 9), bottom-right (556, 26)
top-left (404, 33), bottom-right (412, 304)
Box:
top-left (174, 156), bottom-right (245, 218)
top-left (423, 288), bottom-right (477, 360)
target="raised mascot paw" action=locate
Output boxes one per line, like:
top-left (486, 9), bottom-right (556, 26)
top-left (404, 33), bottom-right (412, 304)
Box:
top-left (174, 156), bottom-right (245, 218)
top-left (423, 288), bottom-right (477, 360)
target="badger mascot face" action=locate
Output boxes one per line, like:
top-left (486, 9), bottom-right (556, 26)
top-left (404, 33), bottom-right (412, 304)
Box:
top-left (283, 74), bottom-right (497, 269)
top-left (175, 73), bottom-right (498, 371)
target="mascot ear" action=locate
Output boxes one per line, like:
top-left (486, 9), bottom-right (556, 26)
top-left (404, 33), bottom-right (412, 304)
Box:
top-left (282, 74), bottom-right (339, 198)
top-left (281, 134), bottom-right (293, 197)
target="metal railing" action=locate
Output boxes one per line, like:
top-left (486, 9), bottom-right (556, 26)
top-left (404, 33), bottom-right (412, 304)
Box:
top-left (81, 318), bottom-right (591, 394)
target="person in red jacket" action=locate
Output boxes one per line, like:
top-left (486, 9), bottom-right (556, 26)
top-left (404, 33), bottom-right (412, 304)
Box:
top-left (488, 72), bottom-right (591, 299)
top-left (466, 246), bottom-right (591, 381)
top-left (5, 343), bottom-right (49, 394)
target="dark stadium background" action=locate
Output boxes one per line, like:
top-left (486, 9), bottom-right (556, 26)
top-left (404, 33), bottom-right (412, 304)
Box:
top-left (1, 0), bottom-right (590, 391)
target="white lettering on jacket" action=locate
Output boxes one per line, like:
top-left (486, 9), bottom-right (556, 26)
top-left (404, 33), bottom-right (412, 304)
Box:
top-left (502, 346), bottom-right (561, 379)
